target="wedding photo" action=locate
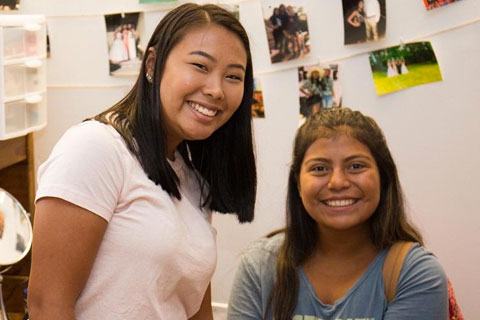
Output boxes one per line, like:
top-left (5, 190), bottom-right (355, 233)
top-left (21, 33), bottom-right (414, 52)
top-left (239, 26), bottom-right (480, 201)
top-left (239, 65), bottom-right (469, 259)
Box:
top-left (369, 41), bottom-right (442, 95)
top-left (105, 12), bottom-right (144, 76)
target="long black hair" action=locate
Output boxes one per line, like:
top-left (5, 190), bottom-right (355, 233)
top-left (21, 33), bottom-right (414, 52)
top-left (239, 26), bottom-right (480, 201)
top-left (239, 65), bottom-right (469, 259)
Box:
top-left (93, 3), bottom-right (256, 223)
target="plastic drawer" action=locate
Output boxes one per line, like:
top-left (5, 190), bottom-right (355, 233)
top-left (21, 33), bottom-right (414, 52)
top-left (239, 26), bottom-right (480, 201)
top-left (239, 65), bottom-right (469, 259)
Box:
top-left (3, 59), bottom-right (46, 99)
top-left (4, 99), bottom-right (26, 134)
top-left (2, 23), bottom-right (46, 60)
top-left (3, 93), bottom-right (45, 135)
top-left (2, 26), bottom-right (25, 60)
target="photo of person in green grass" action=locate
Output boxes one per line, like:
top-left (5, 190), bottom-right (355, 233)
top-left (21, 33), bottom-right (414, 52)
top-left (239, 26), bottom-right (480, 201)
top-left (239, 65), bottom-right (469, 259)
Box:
top-left (369, 41), bottom-right (442, 95)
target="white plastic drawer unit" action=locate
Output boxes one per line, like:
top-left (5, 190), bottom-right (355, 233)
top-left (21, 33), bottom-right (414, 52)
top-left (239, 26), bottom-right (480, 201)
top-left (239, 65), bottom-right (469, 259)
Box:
top-left (0, 14), bottom-right (47, 140)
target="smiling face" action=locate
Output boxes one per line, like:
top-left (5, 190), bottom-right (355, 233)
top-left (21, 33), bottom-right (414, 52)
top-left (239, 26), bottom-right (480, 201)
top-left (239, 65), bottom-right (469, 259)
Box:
top-left (298, 134), bottom-right (381, 233)
top-left (158, 24), bottom-right (247, 156)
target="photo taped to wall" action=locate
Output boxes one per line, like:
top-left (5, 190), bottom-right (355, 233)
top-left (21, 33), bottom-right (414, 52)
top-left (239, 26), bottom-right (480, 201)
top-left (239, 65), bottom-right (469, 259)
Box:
top-left (105, 12), bottom-right (145, 76)
top-left (369, 41), bottom-right (442, 95)
top-left (262, 0), bottom-right (310, 64)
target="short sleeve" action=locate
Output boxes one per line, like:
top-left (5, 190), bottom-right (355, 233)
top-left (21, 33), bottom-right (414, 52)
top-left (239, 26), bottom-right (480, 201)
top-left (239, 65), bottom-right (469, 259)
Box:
top-left (227, 253), bottom-right (265, 320)
top-left (226, 235), bottom-right (285, 320)
top-left (384, 244), bottom-right (448, 319)
top-left (301, 79), bottom-right (311, 90)
top-left (35, 121), bottom-right (126, 221)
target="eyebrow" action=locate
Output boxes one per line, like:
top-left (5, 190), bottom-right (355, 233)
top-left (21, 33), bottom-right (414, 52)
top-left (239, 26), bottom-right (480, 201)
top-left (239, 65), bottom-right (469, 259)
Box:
top-left (189, 50), bottom-right (246, 72)
top-left (304, 154), bottom-right (373, 165)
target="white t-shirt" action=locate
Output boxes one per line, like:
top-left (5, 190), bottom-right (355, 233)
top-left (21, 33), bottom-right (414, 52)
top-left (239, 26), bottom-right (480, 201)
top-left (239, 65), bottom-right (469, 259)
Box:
top-left (35, 121), bottom-right (217, 320)
top-left (364, 0), bottom-right (381, 23)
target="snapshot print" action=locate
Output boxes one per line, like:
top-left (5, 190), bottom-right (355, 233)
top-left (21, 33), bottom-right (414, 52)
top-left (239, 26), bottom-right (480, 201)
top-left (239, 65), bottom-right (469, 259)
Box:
top-left (262, 0), bottom-right (310, 64)
top-left (343, 0), bottom-right (386, 45)
top-left (105, 12), bottom-right (144, 76)
top-left (298, 64), bottom-right (342, 123)
top-left (369, 41), bottom-right (442, 95)
top-left (252, 78), bottom-right (265, 118)
top-left (0, 0), bottom-right (19, 10)
top-left (423, 0), bottom-right (462, 10)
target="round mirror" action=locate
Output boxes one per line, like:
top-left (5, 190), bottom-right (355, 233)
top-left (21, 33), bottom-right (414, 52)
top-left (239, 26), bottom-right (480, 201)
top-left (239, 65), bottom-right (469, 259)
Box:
top-left (0, 187), bottom-right (32, 267)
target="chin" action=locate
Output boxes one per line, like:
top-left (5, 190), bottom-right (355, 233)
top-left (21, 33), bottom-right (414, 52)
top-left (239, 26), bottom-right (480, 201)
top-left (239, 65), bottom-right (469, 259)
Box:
top-left (186, 130), bottom-right (215, 142)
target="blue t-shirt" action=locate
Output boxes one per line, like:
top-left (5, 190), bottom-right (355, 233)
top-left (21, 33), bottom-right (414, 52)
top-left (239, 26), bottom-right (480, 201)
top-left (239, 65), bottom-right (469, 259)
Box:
top-left (227, 233), bottom-right (447, 320)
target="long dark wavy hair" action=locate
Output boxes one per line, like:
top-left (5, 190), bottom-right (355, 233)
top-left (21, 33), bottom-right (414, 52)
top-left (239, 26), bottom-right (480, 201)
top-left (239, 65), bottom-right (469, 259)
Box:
top-left (267, 108), bottom-right (423, 319)
top-left (93, 3), bottom-right (256, 223)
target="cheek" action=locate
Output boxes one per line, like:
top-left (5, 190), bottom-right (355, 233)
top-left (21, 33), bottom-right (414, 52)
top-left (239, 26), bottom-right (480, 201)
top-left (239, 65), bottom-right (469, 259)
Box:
top-left (298, 177), bottom-right (319, 204)
top-left (367, 175), bottom-right (381, 209)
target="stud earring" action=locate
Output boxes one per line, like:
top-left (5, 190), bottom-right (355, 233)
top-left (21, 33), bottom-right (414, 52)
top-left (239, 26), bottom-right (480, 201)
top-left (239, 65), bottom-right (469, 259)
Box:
top-left (146, 73), bottom-right (153, 82)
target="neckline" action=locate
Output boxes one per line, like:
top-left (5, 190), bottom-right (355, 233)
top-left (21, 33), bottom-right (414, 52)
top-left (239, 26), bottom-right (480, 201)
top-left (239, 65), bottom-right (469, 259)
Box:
top-left (298, 248), bottom-right (388, 309)
top-left (167, 150), bottom-right (184, 170)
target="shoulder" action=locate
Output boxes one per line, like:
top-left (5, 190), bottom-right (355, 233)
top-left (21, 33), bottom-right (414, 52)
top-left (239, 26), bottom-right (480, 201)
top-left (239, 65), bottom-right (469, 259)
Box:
top-left (399, 243), bottom-right (447, 289)
top-left (239, 233), bottom-right (283, 273)
top-left (49, 121), bottom-right (129, 166)
top-left (404, 243), bottom-right (445, 274)
top-left (59, 120), bottom-right (124, 150)
top-left (37, 120), bottom-right (129, 194)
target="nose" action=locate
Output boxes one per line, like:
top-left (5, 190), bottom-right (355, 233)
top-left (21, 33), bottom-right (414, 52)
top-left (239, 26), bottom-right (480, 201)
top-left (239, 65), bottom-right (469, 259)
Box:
top-left (327, 168), bottom-right (350, 190)
top-left (202, 76), bottom-right (225, 100)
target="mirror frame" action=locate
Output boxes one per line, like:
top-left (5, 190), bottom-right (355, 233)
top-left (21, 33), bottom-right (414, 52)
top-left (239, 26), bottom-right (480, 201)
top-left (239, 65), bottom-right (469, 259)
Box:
top-left (0, 187), bottom-right (33, 267)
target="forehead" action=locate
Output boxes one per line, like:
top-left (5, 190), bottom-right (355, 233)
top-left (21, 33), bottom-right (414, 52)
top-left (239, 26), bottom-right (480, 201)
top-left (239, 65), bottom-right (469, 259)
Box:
top-left (303, 134), bottom-right (373, 159)
top-left (173, 24), bottom-right (247, 62)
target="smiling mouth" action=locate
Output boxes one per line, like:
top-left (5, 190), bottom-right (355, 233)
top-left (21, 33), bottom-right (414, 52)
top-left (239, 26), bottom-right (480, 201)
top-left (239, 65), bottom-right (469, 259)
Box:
top-left (188, 101), bottom-right (218, 117)
top-left (324, 199), bottom-right (357, 207)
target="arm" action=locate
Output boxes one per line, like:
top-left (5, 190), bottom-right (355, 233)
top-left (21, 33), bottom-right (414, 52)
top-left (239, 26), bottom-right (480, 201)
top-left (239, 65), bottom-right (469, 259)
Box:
top-left (189, 284), bottom-right (213, 320)
top-left (347, 10), bottom-right (361, 27)
top-left (300, 80), bottom-right (313, 97)
top-left (28, 198), bottom-right (108, 320)
top-left (383, 245), bottom-right (448, 319)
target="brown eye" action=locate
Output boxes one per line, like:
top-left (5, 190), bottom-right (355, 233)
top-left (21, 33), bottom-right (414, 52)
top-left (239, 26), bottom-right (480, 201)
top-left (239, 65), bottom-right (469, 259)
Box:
top-left (349, 163), bottom-right (365, 171)
top-left (191, 63), bottom-right (207, 71)
top-left (226, 74), bottom-right (243, 81)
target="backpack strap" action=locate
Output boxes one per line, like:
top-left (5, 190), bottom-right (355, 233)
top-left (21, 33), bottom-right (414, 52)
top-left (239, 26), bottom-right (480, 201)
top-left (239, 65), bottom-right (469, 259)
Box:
top-left (382, 241), bottom-right (414, 303)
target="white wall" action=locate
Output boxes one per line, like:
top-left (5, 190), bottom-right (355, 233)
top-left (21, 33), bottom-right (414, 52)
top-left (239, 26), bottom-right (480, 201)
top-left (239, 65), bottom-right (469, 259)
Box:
top-left (15, 0), bottom-right (480, 317)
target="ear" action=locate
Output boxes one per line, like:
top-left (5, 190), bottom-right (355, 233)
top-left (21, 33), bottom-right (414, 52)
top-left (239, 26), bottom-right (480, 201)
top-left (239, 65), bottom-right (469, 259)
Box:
top-left (145, 47), bottom-right (157, 83)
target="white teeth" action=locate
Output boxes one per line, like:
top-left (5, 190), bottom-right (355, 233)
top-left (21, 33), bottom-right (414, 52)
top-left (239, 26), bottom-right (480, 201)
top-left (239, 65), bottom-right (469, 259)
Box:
top-left (325, 199), bottom-right (355, 207)
top-left (189, 102), bottom-right (217, 117)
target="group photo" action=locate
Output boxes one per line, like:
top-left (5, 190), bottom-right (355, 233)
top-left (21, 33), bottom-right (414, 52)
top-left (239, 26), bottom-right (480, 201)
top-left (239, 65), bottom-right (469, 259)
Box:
top-left (105, 12), bottom-right (144, 76)
top-left (369, 41), bottom-right (443, 95)
top-left (298, 64), bottom-right (341, 122)
top-left (262, 1), bottom-right (310, 63)
top-left (1, 1), bottom-right (477, 319)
